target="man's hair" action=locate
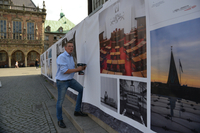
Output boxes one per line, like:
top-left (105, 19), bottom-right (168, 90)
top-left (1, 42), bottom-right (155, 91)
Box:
top-left (65, 40), bottom-right (74, 47)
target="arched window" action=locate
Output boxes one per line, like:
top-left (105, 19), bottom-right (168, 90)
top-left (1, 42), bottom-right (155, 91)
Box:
top-left (15, 51), bottom-right (22, 61)
top-left (27, 22), bottom-right (34, 40)
top-left (0, 51), bottom-right (7, 62)
top-left (0, 20), bottom-right (7, 39)
top-left (59, 27), bottom-right (63, 32)
top-left (13, 21), bottom-right (22, 39)
top-left (30, 51), bottom-right (37, 61)
top-left (46, 26), bottom-right (51, 32)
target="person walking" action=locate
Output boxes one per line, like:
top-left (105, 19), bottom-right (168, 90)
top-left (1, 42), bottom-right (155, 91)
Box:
top-left (35, 59), bottom-right (39, 69)
top-left (55, 40), bottom-right (87, 128)
top-left (15, 61), bottom-right (19, 68)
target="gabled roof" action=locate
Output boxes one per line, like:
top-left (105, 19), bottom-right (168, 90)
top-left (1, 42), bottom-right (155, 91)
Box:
top-left (11, 0), bottom-right (36, 8)
top-left (44, 16), bottom-right (75, 33)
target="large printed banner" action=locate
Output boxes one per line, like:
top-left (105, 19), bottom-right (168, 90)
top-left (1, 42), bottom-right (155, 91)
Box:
top-left (41, 0), bottom-right (200, 132)
top-left (149, 0), bottom-right (200, 133)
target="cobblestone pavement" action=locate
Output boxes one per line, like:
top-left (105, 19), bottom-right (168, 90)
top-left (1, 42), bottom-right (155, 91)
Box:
top-left (0, 68), bottom-right (57, 133)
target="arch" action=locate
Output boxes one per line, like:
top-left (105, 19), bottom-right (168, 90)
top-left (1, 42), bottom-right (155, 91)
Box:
top-left (27, 50), bottom-right (40, 67)
top-left (26, 19), bottom-right (35, 23)
top-left (11, 17), bottom-right (23, 21)
top-left (0, 50), bottom-right (9, 68)
top-left (0, 49), bottom-right (8, 53)
top-left (9, 49), bottom-right (25, 57)
top-left (26, 49), bottom-right (41, 55)
top-left (11, 50), bottom-right (25, 67)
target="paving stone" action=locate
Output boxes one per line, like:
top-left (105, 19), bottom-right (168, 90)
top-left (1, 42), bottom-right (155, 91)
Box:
top-left (0, 68), bottom-right (56, 133)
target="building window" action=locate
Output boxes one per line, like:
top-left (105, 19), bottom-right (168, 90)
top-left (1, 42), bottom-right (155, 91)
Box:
top-left (15, 51), bottom-right (22, 61)
top-left (31, 52), bottom-right (37, 61)
top-left (54, 35), bottom-right (57, 40)
top-left (44, 44), bottom-right (49, 51)
top-left (92, 0), bottom-right (104, 11)
top-left (27, 22), bottom-right (34, 40)
top-left (95, 0), bottom-right (100, 8)
top-left (0, 20), bottom-right (6, 39)
top-left (4, 0), bottom-right (9, 4)
top-left (46, 26), bottom-right (51, 32)
top-left (59, 27), bottom-right (63, 32)
top-left (45, 35), bottom-right (49, 41)
top-left (0, 51), bottom-right (6, 62)
top-left (13, 21), bottom-right (22, 40)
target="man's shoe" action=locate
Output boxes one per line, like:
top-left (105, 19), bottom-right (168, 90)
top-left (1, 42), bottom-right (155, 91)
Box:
top-left (74, 111), bottom-right (88, 116)
top-left (58, 120), bottom-right (66, 128)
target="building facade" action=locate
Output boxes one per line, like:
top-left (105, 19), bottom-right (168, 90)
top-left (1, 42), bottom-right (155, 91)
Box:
top-left (44, 12), bottom-right (75, 50)
top-left (0, 0), bottom-right (46, 68)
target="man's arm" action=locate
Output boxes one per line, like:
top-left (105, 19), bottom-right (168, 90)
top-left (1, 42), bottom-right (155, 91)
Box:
top-left (64, 66), bottom-right (86, 74)
top-left (58, 55), bottom-right (86, 74)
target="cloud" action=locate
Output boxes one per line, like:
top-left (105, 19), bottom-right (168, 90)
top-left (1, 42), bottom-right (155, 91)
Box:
top-left (32, 0), bottom-right (88, 24)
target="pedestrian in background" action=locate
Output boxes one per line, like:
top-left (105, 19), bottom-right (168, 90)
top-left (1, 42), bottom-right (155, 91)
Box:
top-left (15, 61), bottom-right (19, 68)
top-left (35, 59), bottom-right (39, 69)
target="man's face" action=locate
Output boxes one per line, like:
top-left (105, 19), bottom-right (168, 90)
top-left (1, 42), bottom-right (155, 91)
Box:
top-left (65, 43), bottom-right (74, 54)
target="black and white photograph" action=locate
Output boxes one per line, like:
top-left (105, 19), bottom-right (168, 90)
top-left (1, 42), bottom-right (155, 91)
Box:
top-left (41, 54), bottom-right (45, 74)
top-left (100, 77), bottom-right (118, 112)
top-left (120, 79), bottom-right (147, 126)
top-left (57, 32), bottom-right (77, 66)
top-left (56, 38), bottom-right (67, 58)
top-left (47, 48), bottom-right (52, 79)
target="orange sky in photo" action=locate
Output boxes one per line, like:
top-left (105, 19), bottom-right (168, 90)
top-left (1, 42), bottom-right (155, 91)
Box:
top-left (151, 67), bottom-right (200, 88)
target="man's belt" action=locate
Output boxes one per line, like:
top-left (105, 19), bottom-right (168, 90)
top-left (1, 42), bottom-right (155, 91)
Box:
top-left (56, 79), bottom-right (72, 82)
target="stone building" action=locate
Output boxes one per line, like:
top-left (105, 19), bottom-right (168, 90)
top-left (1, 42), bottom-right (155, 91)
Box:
top-left (0, 0), bottom-right (46, 68)
top-left (44, 11), bottom-right (75, 50)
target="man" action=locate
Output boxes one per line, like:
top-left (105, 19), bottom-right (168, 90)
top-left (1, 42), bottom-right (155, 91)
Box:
top-left (35, 59), bottom-right (39, 69)
top-left (56, 40), bottom-right (87, 128)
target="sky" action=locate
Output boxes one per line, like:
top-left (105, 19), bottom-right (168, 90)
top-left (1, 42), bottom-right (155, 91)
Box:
top-left (151, 17), bottom-right (200, 88)
top-left (31, 0), bottom-right (88, 25)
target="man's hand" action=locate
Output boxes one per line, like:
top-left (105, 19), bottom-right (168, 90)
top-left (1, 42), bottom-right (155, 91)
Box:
top-left (64, 66), bottom-right (86, 74)
top-left (77, 66), bottom-right (83, 71)
top-left (77, 65), bottom-right (86, 71)
top-left (82, 65), bottom-right (86, 70)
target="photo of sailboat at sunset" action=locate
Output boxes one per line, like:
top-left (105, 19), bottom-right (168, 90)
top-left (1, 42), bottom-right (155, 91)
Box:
top-left (151, 18), bottom-right (200, 133)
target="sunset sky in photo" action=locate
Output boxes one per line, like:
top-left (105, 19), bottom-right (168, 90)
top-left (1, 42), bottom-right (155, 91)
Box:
top-left (151, 17), bottom-right (200, 88)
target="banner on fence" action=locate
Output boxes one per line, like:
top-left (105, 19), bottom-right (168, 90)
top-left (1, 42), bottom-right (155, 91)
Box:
top-left (40, 0), bottom-right (200, 132)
